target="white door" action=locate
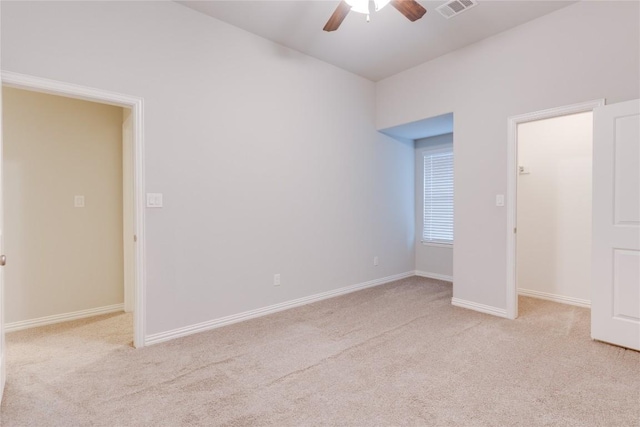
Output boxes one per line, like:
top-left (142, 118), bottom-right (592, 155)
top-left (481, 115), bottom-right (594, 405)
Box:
top-left (592, 99), bottom-right (640, 351)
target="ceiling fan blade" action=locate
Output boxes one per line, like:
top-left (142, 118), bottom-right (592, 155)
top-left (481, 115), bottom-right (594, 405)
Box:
top-left (391, 0), bottom-right (427, 22)
top-left (323, 1), bottom-right (351, 32)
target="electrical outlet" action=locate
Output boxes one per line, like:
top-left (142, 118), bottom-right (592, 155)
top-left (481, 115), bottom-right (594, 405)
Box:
top-left (273, 274), bottom-right (281, 286)
top-left (374, 256), bottom-right (379, 266)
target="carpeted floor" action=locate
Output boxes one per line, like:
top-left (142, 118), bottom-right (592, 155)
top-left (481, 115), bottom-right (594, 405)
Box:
top-left (1, 276), bottom-right (638, 426)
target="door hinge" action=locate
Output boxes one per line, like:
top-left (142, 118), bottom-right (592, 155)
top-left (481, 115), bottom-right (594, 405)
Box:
top-left (514, 227), bottom-right (517, 233)
top-left (134, 234), bottom-right (138, 243)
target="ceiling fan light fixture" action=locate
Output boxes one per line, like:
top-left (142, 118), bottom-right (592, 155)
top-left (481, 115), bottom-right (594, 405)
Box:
top-left (323, 0), bottom-right (426, 32)
top-left (374, 0), bottom-right (391, 11)
top-left (346, 0), bottom-right (370, 15)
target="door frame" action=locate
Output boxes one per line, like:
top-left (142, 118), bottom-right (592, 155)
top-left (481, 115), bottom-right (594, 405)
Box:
top-left (505, 99), bottom-right (605, 319)
top-left (122, 109), bottom-right (135, 313)
top-left (1, 70), bottom-right (147, 348)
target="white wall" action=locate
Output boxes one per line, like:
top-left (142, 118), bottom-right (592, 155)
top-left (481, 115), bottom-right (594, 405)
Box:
top-left (3, 87), bottom-right (124, 323)
top-left (517, 112), bottom-right (593, 303)
top-left (377, 1), bottom-right (640, 312)
top-left (0, 1), bottom-right (414, 337)
top-left (415, 133), bottom-right (453, 279)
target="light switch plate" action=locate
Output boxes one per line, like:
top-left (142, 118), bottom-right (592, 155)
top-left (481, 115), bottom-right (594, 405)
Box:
top-left (146, 193), bottom-right (163, 208)
top-left (74, 195), bottom-right (85, 208)
top-left (496, 194), bottom-right (505, 207)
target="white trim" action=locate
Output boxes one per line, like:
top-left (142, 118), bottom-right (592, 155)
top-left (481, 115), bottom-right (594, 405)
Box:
top-left (2, 71), bottom-right (138, 108)
top-left (420, 146), bottom-right (453, 156)
top-left (122, 110), bottom-right (135, 313)
top-left (518, 288), bottom-right (590, 308)
top-left (145, 271), bottom-right (414, 346)
top-left (506, 99), bottom-right (604, 320)
top-left (415, 270), bottom-right (453, 282)
top-left (0, 11), bottom-right (5, 399)
top-left (0, 354), bottom-right (4, 404)
top-left (420, 241), bottom-right (453, 248)
top-left (0, 353), bottom-right (4, 404)
top-left (5, 304), bottom-right (124, 333)
top-left (1, 71), bottom-right (146, 348)
top-left (451, 297), bottom-right (508, 318)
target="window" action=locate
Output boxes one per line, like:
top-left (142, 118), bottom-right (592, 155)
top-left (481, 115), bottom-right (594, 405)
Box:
top-left (423, 148), bottom-right (454, 244)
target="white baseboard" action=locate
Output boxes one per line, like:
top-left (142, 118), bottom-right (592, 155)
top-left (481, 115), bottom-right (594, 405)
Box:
top-left (415, 270), bottom-right (453, 282)
top-left (5, 303), bottom-right (125, 333)
top-left (145, 271), bottom-right (415, 346)
top-left (518, 288), bottom-right (590, 308)
top-left (451, 297), bottom-right (508, 318)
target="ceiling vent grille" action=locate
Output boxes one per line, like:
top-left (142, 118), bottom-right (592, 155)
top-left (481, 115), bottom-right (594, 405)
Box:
top-left (436, 0), bottom-right (478, 19)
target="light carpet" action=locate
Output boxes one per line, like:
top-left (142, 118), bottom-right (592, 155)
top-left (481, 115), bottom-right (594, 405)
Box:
top-left (1, 276), bottom-right (638, 426)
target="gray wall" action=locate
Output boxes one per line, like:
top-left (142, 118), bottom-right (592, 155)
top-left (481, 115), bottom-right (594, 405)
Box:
top-left (1, 1), bottom-right (415, 337)
top-left (377, 1), bottom-right (640, 311)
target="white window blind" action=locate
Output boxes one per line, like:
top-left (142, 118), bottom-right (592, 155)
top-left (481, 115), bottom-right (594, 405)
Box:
top-left (423, 149), bottom-right (454, 244)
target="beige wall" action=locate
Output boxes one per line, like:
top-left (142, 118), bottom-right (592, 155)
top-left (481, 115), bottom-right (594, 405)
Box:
top-left (517, 112), bottom-right (593, 303)
top-left (3, 87), bottom-right (124, 323)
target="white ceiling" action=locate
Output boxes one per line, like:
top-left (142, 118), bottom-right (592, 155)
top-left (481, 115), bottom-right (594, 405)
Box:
top-left (179, 0), bottom-right (575, 81)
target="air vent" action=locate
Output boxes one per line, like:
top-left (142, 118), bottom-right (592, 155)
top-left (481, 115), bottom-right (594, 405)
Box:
top-left (436, 0), bottom-right (478, 19)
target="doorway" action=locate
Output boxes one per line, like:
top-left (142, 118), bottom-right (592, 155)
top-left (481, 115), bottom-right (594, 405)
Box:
top-left (516, 111), bottom-right (593, 308)
top-left (506, 100), bottom-right (605, 319)
top-left (0, 71), bottom-right (146, 348)
top-left (3, 86), bottom-right (131, 338)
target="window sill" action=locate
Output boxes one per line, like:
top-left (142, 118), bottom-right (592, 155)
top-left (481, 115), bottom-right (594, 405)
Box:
top-left (421, 241), bottom-right (453, 248)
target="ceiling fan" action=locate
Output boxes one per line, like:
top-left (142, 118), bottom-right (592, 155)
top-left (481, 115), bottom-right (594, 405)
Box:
top-left (323, 0), bottom-right (427, 32)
